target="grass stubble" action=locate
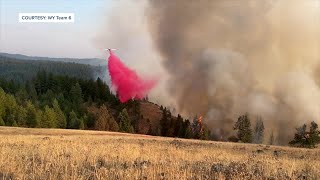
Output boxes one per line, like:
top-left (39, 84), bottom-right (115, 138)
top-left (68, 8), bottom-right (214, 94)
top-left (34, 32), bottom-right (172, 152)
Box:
top-left (0, 127), bottom-right (319, 180)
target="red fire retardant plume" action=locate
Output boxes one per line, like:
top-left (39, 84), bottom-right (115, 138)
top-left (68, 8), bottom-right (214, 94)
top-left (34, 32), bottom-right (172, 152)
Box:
top-left (107, 50), bottom-right (157, 103)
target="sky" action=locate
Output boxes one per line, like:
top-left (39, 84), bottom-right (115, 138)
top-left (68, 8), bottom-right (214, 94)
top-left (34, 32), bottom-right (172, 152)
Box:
top-left (0, 0), bottom-right (116, 58)
top-left (0, 0), bottom-right (169, 105)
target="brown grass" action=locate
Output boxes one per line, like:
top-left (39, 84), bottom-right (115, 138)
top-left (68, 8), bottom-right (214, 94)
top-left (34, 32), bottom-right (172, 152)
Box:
top-left (0, 127), bottom-right (319, 179)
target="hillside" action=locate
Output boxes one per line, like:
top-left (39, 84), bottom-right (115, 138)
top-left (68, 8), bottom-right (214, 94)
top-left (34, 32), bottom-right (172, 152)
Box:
top-left (0, 126), bottom-right (319, 179)
top-left (0, 69), bottom-right (200, 141)
top-left (0, 52), bottom-right (106, 66)
top-left (0, 54), bottom-right (107, 83)
top-left (137, 101), bottom-right (162, 134)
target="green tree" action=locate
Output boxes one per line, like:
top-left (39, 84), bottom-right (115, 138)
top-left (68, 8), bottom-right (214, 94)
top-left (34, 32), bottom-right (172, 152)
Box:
top-left (68, 110), bottom-right (81, 129)
top-left (289, 124), bottom-right (308, 147)
top-left (118, 108), bottom-right (133, 133)
top-left (12, 120), bottom-right (18, 127)
top-left (290, 122), bottom-right (320, 148)
top-left (85, 113), bottom-right (95, 129)
top-left (39, 89), bottom-right (55, 107)
top-left (16, 105), bottom-right (27, 127)
top-left (87, 96), bottom-right (93, 106)
top-left (182, 120), bottom-right (193, 139)
top-left (160, 107), bottom-right (170, 136)
top-left (25, 101), bottom-right (40, 128)
top-left (0, 117), bottom-right (4, 126)
top-left (185, 126), bottom-right (194, 139)
top-left (79, 118), bottom-right (85, 130)
top-left (15, 88), bottom-right (28, 105)
top-left (25, 83), bottom-right (38, 102)
top-left (175, 114), bottom-right (184, 137)
top-left (309, 121), bottom-right (320, 147)
top-left (0, 88), bottom-right (6, 122)
top-left (41, 105), bottom-right (57, 128)
top-left (108, 116), bottom-right (119, 132)
top-left (69, 83), bottom-right (83, 114)
top-left (234, 113), bottom-right (252, 143)
top-left (70, 83), bottom-right (83, 104)
top-left (93, 105), bottom-right (119, 131)
top-left (52, 99), bottom-right (67, 128)
top-left (4, 94), bottom-right (19, 126)
top-left (200, 126), bottom-right (211, 140)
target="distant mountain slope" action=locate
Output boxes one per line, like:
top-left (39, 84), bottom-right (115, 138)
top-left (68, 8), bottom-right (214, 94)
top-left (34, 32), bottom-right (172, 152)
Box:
top-left (0, 52), bottom-right (107, 66)
top-left (0, 54), bottom-right (107, 83)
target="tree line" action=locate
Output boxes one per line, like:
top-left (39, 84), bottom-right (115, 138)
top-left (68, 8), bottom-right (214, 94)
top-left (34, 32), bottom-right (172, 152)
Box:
top-left (0, 55), bottom-right (105, 84)
top-left (0, 71), bottom-right (211, 140)
top-left (230, 113), bottom-right (320, 148)
top-left (0, 69), bottom-right (318, 147)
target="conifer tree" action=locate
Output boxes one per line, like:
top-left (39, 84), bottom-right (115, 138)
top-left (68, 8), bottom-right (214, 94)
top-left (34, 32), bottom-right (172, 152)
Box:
top-left (0, 117), bottom-right (5, 126)
top-left (79, 118), bottom-right (85, 130)
top-left (119, 108), bottom-right (133, 133)
top-left (309, 121), bottom-right (320, 147)
top-left (234, 113), bottom-right (252, 143)
top-left (25, 101), bottom-right (40, 128)
top-left (0, 88), bottom-right (6, 119)
top-left (290, 122), bottom-right (320, 148)
top-left (94, 105), bottom-right (119, 131)
top-left (70, 83), bottom-right (83, 104)
top-left (69, 110), bottom-right (81, 129)
top-left (160, 107), bottom-right (170, 136)
top-left (41, 105), bottom-right (57, 128)
top-left (52, 99), bottom-right (67, 128)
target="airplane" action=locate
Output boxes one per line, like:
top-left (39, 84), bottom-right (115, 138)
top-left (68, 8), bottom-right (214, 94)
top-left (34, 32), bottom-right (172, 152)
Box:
top-left (104, 48), bottom-right (116, 54)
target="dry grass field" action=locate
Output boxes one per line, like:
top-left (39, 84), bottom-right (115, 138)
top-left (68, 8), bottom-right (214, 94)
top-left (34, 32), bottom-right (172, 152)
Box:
top-left (0, 127), bottom-right (319, 180)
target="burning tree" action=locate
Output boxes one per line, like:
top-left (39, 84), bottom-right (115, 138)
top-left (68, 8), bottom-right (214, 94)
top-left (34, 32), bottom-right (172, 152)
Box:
top-left (192, 115), bottom-right (210, 140)
top-left (192, 115), bottom-right (203, 139)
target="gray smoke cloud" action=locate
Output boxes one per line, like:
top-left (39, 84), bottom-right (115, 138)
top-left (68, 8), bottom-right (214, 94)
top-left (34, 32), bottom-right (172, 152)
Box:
top-left (95, 0), bottom-right (319, 144)
top-left (146, 0), bottom-right (320, 144)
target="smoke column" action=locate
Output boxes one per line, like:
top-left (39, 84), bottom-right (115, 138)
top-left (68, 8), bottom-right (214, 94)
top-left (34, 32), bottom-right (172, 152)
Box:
top-left (108, 50), bottom-right (157, 103)
top-left (146, 0), bottom-right (320, 143)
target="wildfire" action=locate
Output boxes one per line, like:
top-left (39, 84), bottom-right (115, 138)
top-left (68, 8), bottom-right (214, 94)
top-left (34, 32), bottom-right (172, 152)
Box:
top-left (192, 115), bottom-right (205, 138)
top-left (198, 116), bottom-right (203, 123)
top-left (198, 115), bottom-right (203, 132)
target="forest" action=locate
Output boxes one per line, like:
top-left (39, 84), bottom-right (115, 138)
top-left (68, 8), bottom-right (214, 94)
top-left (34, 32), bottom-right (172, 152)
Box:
top-left (0, 53), bottom-right (210, 140)
top-left (0, 55), bottom-right (105, 83)
top-left (0, 55), bottom-right (319, 147)
top-left (0, 70), bottom-right (210, 140)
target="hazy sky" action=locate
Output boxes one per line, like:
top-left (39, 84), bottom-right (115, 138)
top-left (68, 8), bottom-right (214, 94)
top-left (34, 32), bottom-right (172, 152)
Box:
top-left (0, 0), bottom-right (117, 58)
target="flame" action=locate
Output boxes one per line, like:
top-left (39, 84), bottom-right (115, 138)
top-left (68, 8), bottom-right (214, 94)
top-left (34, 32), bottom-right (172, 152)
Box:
top-left (198, 115), bottom-right (203, 132)
top-left (198, 116), bottom-right (203, 124)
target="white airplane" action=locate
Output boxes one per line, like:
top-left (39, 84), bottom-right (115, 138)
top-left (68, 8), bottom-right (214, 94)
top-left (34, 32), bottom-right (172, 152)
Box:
top-left (104, 48), bottom-right (116, 54)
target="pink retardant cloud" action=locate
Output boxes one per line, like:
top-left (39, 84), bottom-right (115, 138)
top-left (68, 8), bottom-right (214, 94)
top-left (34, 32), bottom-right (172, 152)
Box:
top-left (107, 51), bottom-right (157, 103)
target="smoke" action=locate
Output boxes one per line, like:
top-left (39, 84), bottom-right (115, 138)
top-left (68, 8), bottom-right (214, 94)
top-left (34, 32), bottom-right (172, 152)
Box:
top-left (95, 0), bottom-right (319, 144)
top-left (146, 0), bottom-right (320, 144)
top-left (108, 50), bottom-right (157, 103)
top-left (94, 1), bottom-right (175, 107)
